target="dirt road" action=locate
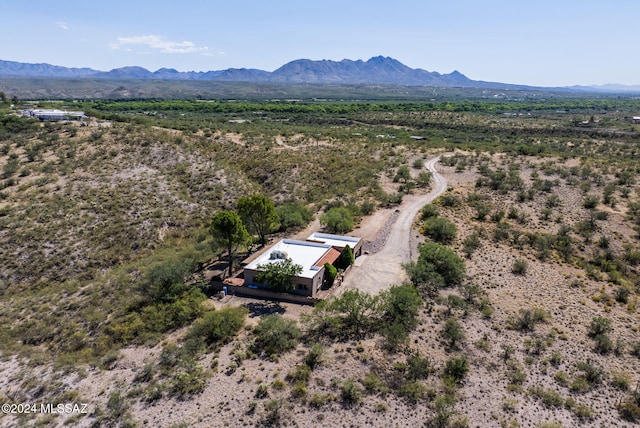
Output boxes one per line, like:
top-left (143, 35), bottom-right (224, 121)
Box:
top-left (340, 157), bottom-right (447, 294)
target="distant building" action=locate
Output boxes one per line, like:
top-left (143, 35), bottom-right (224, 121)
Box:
top-left (633, 116), bottom-right (640, 124)
top-left (24, 109), bottom-right (86, 122)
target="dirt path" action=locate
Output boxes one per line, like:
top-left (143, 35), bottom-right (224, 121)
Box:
top-left (341, 157), bottom-right (447, 294)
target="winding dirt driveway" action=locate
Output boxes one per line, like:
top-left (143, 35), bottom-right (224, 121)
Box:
top-left (340, 157), bottom-right (447, 294)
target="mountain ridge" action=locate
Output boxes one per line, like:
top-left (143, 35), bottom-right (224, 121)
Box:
top-left (0, 56), bottom-right (531, 89)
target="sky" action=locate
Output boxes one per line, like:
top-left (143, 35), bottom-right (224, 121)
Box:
top-left (3, 0), bottom-right (639, 87)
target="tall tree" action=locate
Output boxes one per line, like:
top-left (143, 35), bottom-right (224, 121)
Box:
top-left (335, 245), bottom-right (355, 270)
top-left (210, 211), bottom-right (250, 273)
top-left (237, 194), bottom-right (279, 246)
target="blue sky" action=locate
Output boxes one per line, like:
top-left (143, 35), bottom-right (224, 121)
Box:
top-left (3, 0), bottom-right (638, 87)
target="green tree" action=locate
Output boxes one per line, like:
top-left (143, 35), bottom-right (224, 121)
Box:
top-left (276, 202), bottom-right (313, 231)
top-left (305, 290), bottom-right (382, 340)
top-left (422, 217), bottom-right (457, 244)
top-left (335, 245), bottom-right (355, 270)
top-left (420, 203), bottom-right (439, 220)
top-left (210, 211), bottom-right (250, 273)
top-left (394, 165), bottom-right (411, 183)
top-left (237, 194), bottom-right (279, 246)
top-left (381, 284), bottom-right (422, 332)
top-left (405, 242), bottom-right (466, 294)
top-left (323, 263), bottom-right (337, 287)
top-left (141, 256), bottom-right (193, 302)
top-left (256, 258), bottom-right (303, 292)
top-left (252, 314), bottom-right (302, 357)
top-left (184, 306), bottom-right (247, 351)
top-left (320, 207), bottom-right (354, 233)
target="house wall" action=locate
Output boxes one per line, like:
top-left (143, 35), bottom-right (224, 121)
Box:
top-left (243, 266), bottom-right (325, 298)
top-left (211, 281), bottom-right (318, 305)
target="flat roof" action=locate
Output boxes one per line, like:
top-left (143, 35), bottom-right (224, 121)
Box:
top-left (306, 232), bottom-right (361, 249)
top-left (244, 239), bottom-right (331, 279)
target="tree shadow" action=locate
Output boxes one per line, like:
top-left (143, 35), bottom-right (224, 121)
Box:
top-left (243, 301), bottom-right (286, 318)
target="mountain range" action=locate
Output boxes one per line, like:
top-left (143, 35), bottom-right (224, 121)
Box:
top-left (2, 56), bottom-right (639, 93)
top-left (0, 56), bottom-right (531, 90)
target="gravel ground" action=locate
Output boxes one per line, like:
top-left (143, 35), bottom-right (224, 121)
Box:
top-left (341, 157), bottom-right (447, 294)
top-left (362, 209), bottom-right (400, 254)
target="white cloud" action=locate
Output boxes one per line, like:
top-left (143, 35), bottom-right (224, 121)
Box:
top-left (111, 35), bottom-right (209, 54)
top-left (56, 22), bottom-right (69, 30)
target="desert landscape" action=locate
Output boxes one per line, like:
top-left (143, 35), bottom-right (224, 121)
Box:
top-left (0, 93), bottom-right (639, 428)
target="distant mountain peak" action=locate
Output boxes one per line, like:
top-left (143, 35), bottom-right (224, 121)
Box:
top-left (0, 56), bottom-right (533, 90)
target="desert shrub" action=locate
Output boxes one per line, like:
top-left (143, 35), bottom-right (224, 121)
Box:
top-left (553, 371), bottom-right (568, 387)
top-left (575, 360), bottom-right (605, 387)
top-left (593, 333), bottom-right (613, 354)
top-left (416, 171), bottom-right (433, 188)
top-left (474, 202), bottom-right (492, 221)
top-left (360, 200), bottom-right (376, 215)
top-left (340, 378), bottom-right (363, 404)
top-left (493, 221), bottom-right (512, 242)
top-left (362, 371), bottom-right (389, 395)
top-left (618, 389), bottom-right (640, 422)
top-left (309, 393), bottom-right (335, 408)
top-left (583, 195), bottom-right (599, 209)
top-left (255, 383), bottom-right (269, 399)
top-left (587, 316), bottom-right (613, 354)
top-left (509, 307), bottom-right (550, 332)
top-left (276, 202), bottom-right (313, 231)
top-left (169, 358), bottom-right (208, 397)
top-left (380, 284), bottom-right (422, 332)
top-left (320, 207), bottom-right (354, 233)
top-left (443, 355), bottom-right (469, 383)
top-left (430, 393), bottom-right (457, 428)
top-left (271, 378), bottom-right (286, 391)
top-left (140, 256), bottom-right (194, 303)
top-left (511, 259), bottom-right (528, 275)
top-left (615, 285), bottom-right (631, 304)
top-left (507, 363), bottom-right (527, 390)
top-left (263, 399), bottom-right (284, 425)
top-left (441, 317), bottom-right (465, 349)
top-left (290, 382), bottom-right (307, 401)
top-left (554, 225), bottom-right (575, 262)
top-left (184, 306), bottom-right (247, 352)
top-left (588, 317), bottom-right (613, 337)
top-left (404, 242), bottom-right (466, 295)
top-left (304, 344), bottom-right (324, 370)
top-left (252, 314), bottom-right (301, 357)
top-left (611, 371), bottom-right (631, 391)
top-left (381, 322), bottom-right (409, 352)
top-left (407, 353), bottom-right (431, 381)
top-left (438, 193), bottom-right (461, 207)
top-left (422, 217), bottom-right (457, 244)
top-left (462, 231), bottom-right (481, 258)
top-left (399, 381), bottom-right (427, 403)
top-left (304, 289), bottom-right (382, 340)
top-left (421, 203), bottom-right (439, 220)
top-left (528, 386), bottom-right (563, 408)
